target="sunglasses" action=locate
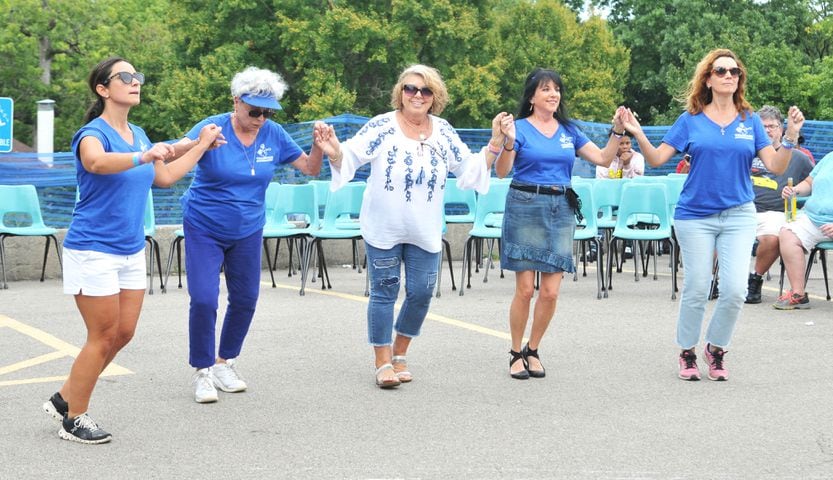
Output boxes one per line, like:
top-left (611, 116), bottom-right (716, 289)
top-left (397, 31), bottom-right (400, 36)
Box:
top-left (711, 66), bottom-right (742, 78)
top-left (246, 108), bottom-right (275, 119)
top-left (107, 71), bottom-right (145, 85)
top-left (403, 84), bottom-right (434, 98)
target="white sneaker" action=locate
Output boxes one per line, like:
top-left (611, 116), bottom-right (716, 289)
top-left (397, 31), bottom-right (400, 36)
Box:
top-left (212, 359), bottom-right (247, 392)
top-left (192, 368), bottom-right (218, 403)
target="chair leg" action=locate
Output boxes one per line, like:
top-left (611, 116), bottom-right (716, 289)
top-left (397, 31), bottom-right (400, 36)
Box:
top-left (0, 236), bottom-right (7, 289)
top-left (40, 236), bottom-right (51, 282)
top-left (153, 238), bottom-right (164, 293)
top-left (459, 238), bottom-right (471, 296)
top-left (263, 238), bottom-right (277, 288)
top-left (163, 238), bottom-right (176, 291)
top-left (444, 238), bottom-right (456, 291)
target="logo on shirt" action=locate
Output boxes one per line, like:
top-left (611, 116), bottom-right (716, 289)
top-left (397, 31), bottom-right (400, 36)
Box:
top-left (139, 139), bottom-right (149, 152)
top-left (255, 143), bottom-right (273, 163)
top-left (734, 122), bottom-right (753, 141)
top-left (559, 133), bottom-right (574, 149)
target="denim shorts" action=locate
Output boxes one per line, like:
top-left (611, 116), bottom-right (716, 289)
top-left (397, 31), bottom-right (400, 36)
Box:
top-left (500, 185), bottom-right (576, 273)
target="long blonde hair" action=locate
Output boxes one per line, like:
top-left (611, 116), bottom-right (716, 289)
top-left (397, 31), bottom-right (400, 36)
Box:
top-left (685, 48), bottom-right (752, 119)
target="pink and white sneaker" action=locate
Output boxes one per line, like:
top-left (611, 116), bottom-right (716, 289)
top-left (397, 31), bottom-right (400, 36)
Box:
top-left (678, 350), bottom-right (701, 381)
top-left (704, 344), bottom-right (728, 381)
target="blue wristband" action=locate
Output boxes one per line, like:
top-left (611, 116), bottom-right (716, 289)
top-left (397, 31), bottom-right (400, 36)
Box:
top-left (132, 152), bottom-right (142, 167)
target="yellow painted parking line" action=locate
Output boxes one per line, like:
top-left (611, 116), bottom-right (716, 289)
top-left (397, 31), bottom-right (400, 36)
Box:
top-left (266, 281), bottom-right (513, 340)
top-left (0, 314), bottom-right (132, 388)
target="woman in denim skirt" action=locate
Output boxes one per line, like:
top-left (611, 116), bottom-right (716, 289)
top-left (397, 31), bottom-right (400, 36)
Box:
top-left (495, 68), bottom-right (625, 379)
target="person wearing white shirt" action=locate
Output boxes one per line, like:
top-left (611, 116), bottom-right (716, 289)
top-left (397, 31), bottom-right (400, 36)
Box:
top-left (596, 133), bottom-right (645, 179)
top-left (314, 64), bottom-right (507, 388)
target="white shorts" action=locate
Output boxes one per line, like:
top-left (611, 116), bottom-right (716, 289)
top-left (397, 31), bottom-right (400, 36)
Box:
top-left (780, 214), bottom-right (833, 253)
top-left (62, 248), bottom-right (147, 296)
top-left (757, 210), bottom-right (788, 237)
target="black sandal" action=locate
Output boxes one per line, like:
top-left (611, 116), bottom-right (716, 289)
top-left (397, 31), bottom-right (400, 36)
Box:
top-left (522, 343), bottom-right (546, 378)
top-left (509, 350), bottom-right (530, 380)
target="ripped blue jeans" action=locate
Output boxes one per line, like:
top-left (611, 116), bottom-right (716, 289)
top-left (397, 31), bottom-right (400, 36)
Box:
top-left (365, 241), bottom-right (440, 346)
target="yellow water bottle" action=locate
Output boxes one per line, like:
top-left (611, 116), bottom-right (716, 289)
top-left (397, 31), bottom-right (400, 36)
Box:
top-left (785, 177), bottom-right (795, 222)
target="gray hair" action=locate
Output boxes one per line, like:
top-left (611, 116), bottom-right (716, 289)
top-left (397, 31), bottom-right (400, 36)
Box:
top-left (230, 66), bottom-right (287, 99)
top-left (757, 105), bottom-right (783, 125)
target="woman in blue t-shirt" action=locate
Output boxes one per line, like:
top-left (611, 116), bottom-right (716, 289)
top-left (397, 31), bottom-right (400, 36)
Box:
top-left (173, 67), bottom-right (325, 404)
top-left (44, 57), bottom-right (222, 444)
top-left (621, 49), bottom-right (805, 381)
top-left (495, 68), bottom-right (625, 380)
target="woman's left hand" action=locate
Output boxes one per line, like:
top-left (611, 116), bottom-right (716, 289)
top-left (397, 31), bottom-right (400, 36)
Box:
top-left (612, 106), bottom-right (626, 134)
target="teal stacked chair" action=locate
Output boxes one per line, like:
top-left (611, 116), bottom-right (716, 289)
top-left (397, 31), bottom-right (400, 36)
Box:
top-left (459, 181), bottom-right (510, 296)
top-left (0, 185), bottom-right (62, 289)
top-left (262, 183), bottom-right (319, 292)
top-left (443, 177), bottom-right (476, 225)
top-left (571, 182), bottom-right (604, 299)
top-left (302, 182), bottom-right (365, 295)
top-left (592, 178), bottom-right (628, 287)
top-left (143, 190), bottom-right (165, 294)
top-left (607, 182), bottom-right (677, 300)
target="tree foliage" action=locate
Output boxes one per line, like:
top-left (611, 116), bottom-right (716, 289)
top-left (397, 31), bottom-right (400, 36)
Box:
top-left (0, 0), bottom-right (831, 152)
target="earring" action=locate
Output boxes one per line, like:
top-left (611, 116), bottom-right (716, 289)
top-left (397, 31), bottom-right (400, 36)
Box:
top-left (530, 102), bottom-right (534, 112)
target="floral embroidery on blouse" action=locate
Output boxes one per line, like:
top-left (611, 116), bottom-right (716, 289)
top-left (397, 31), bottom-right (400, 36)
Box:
top-left (384, 146), bottom-right (397, 191)
top-left (364, 117), bottom-right (394, 156)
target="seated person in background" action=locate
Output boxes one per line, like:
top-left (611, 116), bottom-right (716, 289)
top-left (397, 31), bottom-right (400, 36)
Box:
top-left (745, 105), bottom-right (813, 304)
top-left (773, 150), bottom-right (833, 310)
top-left (596, 132), bottom-right (644, 179)
top-left (797, 134), bottom-right (815, 165)
top-left (675, 153), bottom-right (691, 173)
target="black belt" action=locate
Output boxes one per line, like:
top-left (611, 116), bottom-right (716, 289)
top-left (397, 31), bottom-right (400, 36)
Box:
top-left (510, 184), bottom-right (565, 195)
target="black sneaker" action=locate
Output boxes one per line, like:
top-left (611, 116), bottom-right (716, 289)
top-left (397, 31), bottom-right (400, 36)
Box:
top-left (745, 273), bottom-right (763, 304)
top-left (42, 392), bottom-right (68, 421)
top-left (59, 413), bottom-right (112, 444)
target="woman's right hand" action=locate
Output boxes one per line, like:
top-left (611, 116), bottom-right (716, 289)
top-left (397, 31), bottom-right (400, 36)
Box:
top-left (621, 108), bottom-right (643, 136)
top-left (197, 124), bottom-right (224, 150)
top-left (313, 121), bottom-right (341, 159)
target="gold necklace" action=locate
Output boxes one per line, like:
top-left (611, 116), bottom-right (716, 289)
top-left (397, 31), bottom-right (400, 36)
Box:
top-left (399, 111), bottom-right (429, 141)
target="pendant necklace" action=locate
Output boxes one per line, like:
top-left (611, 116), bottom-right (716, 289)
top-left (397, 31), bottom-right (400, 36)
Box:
top-left (241, 142), bottom-right (255, 176)
top-left (234, 113), bottom-right (257, 175)
top-left (399, 111), bottom-right (428, 141)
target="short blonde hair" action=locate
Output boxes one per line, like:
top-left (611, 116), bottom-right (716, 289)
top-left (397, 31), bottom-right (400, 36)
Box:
top-left (389, 64), bottom-right (449, 115)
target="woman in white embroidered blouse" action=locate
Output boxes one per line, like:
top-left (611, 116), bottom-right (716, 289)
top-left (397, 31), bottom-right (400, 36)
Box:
top-left (314, 64), bottom-right (510, 388)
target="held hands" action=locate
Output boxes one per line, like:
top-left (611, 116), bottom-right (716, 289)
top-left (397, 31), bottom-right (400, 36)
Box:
top-left (612, 106), bottom-right (627, 134)
top-left (492, 112), bottom-right (515, 145)
top-left (312, 121), bottom-right (341, 160)
top-left (198, 124), bottom-right (225, 150)
top-left (784, 106), bottom-right (805, 139)
top-left (620, 107), bottom-right (643, 136)
top-left (143, 142), bottom-right (176, 164)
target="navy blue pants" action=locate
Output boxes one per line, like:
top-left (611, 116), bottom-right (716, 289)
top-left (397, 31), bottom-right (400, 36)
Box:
top-left (184, 221), bottom-right (262, 369)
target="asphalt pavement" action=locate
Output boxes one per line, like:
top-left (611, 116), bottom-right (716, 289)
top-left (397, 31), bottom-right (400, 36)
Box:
top-left (1, 256), bottom-right (832, 479)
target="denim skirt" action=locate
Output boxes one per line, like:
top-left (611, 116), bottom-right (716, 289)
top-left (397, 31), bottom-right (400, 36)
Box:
top-left (500, 186), bottom-right (576, 273)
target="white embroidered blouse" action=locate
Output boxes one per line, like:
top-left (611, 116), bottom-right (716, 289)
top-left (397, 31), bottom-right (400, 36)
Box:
top-left (331, 111), bottom-right (490, 253)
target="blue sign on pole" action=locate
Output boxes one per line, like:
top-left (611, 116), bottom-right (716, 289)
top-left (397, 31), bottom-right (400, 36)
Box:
top-left (0, 97), bottom-right (13, 153)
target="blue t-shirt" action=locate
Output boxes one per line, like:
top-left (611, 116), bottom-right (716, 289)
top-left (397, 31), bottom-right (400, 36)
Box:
top-left (511, 118), bottom-right (590, 185)
top-left (181, 113), bottom-right (303, 240)
top-left (804, 152), bottom-right (833, 226)
top-left (663, 111), bottom-right (770, 219)
top-left (64, 117), bottom-right (154, 255)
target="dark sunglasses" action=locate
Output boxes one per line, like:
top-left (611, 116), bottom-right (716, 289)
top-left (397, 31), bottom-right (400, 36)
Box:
top-left (711, 66), bottom-right (742, 78)
top-left (247, 108), bottom-right (275, 119)
top-left (107, 71), bottom-right (145, 85)
top-left (403, 84), bottom-right (434, 98)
